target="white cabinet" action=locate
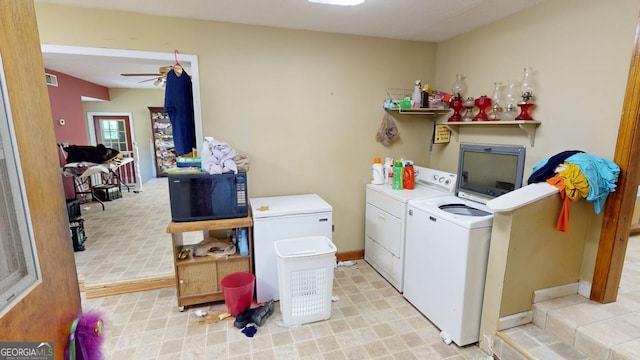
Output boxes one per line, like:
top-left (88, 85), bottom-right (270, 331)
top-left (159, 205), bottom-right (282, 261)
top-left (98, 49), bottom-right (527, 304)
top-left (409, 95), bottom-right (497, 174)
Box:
top-left (364, 188), bottom-right (405, 291)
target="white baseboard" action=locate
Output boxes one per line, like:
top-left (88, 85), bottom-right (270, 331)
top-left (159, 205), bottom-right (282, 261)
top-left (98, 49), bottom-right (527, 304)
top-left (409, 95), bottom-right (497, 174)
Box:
top-left (533, 282), bottom-right (579, 303)
top-left (578, 280), bottom-right (592, 298)
top-left (498, 311), bottom-right (533, 331)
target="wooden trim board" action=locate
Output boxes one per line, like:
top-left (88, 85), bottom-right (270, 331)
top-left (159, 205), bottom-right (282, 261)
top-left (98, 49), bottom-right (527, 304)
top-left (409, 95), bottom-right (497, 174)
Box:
top-left (337, 250), bottom-right (364, 262)
top-left (81, 250), bottom-right (365, 298)
top-left (83, 274), bottom-right (175, 299)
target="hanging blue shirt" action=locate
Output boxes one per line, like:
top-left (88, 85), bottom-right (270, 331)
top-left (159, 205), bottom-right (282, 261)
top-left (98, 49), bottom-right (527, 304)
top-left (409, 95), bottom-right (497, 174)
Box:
top-left (164, 68), bottom-right (195, 155)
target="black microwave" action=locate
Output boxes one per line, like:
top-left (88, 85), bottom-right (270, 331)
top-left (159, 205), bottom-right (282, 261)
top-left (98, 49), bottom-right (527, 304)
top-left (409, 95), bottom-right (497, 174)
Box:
top-left (168, 172), bottom-right (248, 222)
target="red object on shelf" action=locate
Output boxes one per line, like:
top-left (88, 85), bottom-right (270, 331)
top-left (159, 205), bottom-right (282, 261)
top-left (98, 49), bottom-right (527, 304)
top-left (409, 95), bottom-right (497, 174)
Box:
top-left (448, 95), bottom-right (464, 122)
top-left (516, 103), bottom-right (535, 120)
top-left (473, 95), bottom-right (492, 121)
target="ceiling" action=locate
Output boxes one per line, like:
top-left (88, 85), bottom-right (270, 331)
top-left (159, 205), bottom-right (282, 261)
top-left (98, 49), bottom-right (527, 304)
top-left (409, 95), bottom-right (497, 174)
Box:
top-left (42, 52), bottom-right (192, 90)
top-left (37, 0), bottom-right (544, 90)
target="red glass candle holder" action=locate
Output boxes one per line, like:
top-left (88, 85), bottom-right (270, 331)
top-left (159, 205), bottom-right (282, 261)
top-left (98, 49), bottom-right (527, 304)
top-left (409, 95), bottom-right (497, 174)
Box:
top-left (473, 95), bottom-right (492, 121)
top-left (515, 103), bottom-right (535, 120)
top-left (448, 96), bottom-right (463, 122)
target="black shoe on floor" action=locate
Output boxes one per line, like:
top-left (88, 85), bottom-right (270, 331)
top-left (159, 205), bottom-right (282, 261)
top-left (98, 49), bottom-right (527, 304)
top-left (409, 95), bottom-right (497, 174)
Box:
top-left (233, 307), bottom-right (254, 329)
top-left (251, 300), bottom-right (274, 327)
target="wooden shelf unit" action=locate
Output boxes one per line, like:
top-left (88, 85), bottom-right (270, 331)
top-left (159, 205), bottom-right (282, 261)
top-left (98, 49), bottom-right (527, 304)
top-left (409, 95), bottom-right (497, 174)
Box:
top-left (387, 106), bottom-right (542, 146)
top-left (442, 120), bottom-right (542, 146)
top-left (166, 215), bottom-right (253, 311)
top-left (149, 107), bottom-right (176, 177)
top-left (387, 108), bottom-right (452, 116)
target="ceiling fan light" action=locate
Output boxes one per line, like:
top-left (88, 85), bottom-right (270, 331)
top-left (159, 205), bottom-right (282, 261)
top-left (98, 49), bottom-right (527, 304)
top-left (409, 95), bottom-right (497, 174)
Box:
top-left (308, 0), bottom-right (365, 6)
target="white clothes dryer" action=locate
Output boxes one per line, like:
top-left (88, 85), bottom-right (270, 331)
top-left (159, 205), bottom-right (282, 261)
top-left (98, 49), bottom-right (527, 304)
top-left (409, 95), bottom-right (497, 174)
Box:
top-left (403, 195), bottom-right (493, 346)
top-left (364, 166), bottom-right (456, 292)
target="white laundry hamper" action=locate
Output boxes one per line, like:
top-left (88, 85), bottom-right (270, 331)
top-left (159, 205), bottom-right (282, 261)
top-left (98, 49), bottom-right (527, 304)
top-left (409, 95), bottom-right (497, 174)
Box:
top-left (274, 236), bottom-right (337, 326)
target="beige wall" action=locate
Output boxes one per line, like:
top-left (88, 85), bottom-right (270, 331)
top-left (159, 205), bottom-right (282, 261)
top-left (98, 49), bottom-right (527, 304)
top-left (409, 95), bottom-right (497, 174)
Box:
top-left (34, 1), bottom-right (639, 257)
top-left (433, 0), bottom-right (638, 282)
top-left (35, 3), bottom-right (438, 252)
top-left (480, 194), bottom-right (597, 351)
top-left (502, 196), bottom-right (594, 315)
top-left (433, 0), bottom-right (636, 171)
top-left (82, 88), bottom-right (165, 183)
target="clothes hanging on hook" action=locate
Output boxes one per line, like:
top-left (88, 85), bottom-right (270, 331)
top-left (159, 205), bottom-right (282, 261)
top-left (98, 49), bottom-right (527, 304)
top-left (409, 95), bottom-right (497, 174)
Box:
top-left (164, 64), bottom-right (195, 156)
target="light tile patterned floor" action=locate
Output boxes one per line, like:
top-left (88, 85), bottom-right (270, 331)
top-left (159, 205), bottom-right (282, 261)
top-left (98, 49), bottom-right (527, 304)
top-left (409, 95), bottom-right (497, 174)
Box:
top-left (74, 178), bottom-right (176, 285)
top-left (493, 235), bottom-right (640, 360)
top-left (81, 261), bottom-right (490, 359)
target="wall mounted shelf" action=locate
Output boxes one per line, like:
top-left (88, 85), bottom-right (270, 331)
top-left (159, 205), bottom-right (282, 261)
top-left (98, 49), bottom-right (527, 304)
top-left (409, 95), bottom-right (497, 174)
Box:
top-left (442, 120), bottom-right (542, 146)
top-left (388, 108), bottom-right (452, 116)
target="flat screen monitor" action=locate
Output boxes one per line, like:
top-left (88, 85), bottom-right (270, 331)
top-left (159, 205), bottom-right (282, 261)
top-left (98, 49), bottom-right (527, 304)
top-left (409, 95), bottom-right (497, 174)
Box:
top-left (456, 143), bottom-right (526, 204)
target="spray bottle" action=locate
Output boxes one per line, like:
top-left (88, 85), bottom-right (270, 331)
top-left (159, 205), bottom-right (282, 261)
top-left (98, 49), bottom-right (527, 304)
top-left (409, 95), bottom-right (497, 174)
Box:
top-left (384, 157), bottom-right (393, 184)
top-left (412, 80), bottom-right (422, 108)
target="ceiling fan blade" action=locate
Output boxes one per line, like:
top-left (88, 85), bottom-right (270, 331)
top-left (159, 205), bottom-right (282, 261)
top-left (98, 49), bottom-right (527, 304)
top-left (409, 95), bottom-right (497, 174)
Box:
top-left (138, 78), bottom-right (160, 83)
top-left (121, 73), bottom-right (161, 77)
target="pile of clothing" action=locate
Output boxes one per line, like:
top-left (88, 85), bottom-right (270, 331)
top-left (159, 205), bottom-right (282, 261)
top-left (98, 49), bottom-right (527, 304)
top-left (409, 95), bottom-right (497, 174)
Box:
top-left (528, 150), bottom-right (620, 232)
top-left (201, 137), bottom-right (249, 174)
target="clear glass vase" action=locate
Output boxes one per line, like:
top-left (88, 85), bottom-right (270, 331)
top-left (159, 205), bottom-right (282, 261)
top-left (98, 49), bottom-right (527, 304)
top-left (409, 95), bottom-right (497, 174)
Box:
top-left (521, 67), bottom-right (534, 101)
top-left (490, 82), bottom-right (504, 108)
top-left (502, 80), bottom-right (520, 122)
top-left (488, 82), bottom-right (503, 120)
top-left (451, 74), bottom-right (467, 97)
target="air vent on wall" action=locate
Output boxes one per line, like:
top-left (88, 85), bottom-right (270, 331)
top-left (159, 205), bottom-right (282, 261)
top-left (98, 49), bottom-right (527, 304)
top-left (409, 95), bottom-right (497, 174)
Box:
top-left (45, 73), bottom-right (58, 87)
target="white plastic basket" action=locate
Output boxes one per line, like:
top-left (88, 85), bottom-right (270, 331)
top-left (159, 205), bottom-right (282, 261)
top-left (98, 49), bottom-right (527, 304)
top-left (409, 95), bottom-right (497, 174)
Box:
top-left (274, 236), bottom-right (337, 326)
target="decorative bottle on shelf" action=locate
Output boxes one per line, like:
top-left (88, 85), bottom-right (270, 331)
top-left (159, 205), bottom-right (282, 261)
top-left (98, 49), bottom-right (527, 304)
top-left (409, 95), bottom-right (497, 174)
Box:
top-left (448, 74), bottom-right (467, 122)
top-left (521, 66), bottom-right (534, 100)
top-left (421, 84), bottom-right (431, 108)
top-left (392, 160), bottom-right (404, 190)
top-left (237, 227), bottom-right (249, 256)
top-left (516, 66), bottom-right (535, 120)
top-left (488, 82), bottom-right (504, 120)
top-left (473, 95), bottom-right (492, 121)
top-left (502, 80), bottom-right (520, 122)
top-left (371, 157), bottom-right (384, 185)
top-left (451, 74), bottom-right (467, 98)
top-left (462, 97), bottom-right (475, 122)
top-left (412, 80), bottom-right (422, 108)
top-left (448, 95), bottom-right (464, 122)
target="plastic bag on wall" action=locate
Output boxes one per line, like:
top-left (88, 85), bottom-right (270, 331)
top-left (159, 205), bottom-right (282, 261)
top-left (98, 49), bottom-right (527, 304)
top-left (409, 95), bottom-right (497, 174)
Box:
top-left (376, 113), bottom-right (400, 146)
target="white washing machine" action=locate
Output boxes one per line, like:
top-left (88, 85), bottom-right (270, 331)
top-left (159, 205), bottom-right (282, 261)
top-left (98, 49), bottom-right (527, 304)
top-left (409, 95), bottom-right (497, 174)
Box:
top-left (403, 194), bottom-right (493, 346)
top-left (364, 166), bottom-right (456, 292)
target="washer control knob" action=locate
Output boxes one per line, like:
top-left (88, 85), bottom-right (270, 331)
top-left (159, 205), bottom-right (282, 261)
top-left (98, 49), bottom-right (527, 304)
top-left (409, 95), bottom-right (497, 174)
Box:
top-left (445, 179), bottom-right (451, 185)
top-left (438, 177), bottom-right (445, 183)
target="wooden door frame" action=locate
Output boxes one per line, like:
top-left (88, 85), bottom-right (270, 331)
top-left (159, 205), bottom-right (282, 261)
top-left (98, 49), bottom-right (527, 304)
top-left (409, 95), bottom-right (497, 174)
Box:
top-left (592, 18), bottom-right (640, 303)
top-left (87, 112), bottom-right (135, 147)
top-left (92, 114), bottom-right (134, 151)
top-left (41, 44), bottom-right (204, 152)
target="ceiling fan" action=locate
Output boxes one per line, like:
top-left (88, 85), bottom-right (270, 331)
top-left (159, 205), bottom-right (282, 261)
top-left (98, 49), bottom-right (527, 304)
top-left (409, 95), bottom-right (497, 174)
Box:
top-left (120, 65), bottom-right (174, 84)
